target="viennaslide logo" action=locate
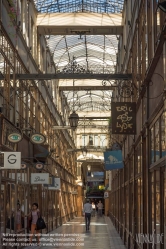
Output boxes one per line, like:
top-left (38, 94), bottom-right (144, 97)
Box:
top-left (136, 230), bottom-right (164, 248)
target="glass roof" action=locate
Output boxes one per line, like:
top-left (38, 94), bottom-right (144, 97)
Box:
top-left (64, 90), bottom-right (112, 112)
top-left (34, 0), bottom-right (124, 112)
top-left (47, 34), bottom-right (118, 73)
top-left (34, 0), bottom-right (124, 13)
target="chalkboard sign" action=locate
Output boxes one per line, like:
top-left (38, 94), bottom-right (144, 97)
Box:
top-left (111, 102), bottom-right (136, 134)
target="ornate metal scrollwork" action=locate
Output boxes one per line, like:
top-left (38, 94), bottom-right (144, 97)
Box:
top-left (61, 56), bottom-right (91, 74)
top-left (118, 80), bottom-right (134, 98)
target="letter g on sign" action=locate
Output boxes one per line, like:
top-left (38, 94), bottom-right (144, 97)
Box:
top-left (8, 154), bottom-right (17, 164)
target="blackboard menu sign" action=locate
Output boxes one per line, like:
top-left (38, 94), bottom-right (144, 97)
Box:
top-left (111, 102), bottom-right (136, 134)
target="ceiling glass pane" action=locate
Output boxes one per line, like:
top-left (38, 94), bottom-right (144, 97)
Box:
top-left (34, 0), bottom-right (124, 13)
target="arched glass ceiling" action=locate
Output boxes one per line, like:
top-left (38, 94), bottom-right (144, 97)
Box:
top-left (34, 0), bottom-right (124, 112)
top-left (47, 34), bottom-right (118, 73)
top-left (64, 90), bottom-right (112, 112)
top-left (34, 0), bottom-right (124, 13)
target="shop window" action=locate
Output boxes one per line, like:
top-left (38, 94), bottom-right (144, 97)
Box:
top-left (151, 172), bottom-right (155, 233)
top-left (150, 127), bottom-right (154, 164)
top-left (156, 171), bottom-right (160, 235)
top-left (125, 186), bottom-right (129, 229)
top-left (161, 113), bottom-right (166, 157)
top-left (82, 135), bottom-right (87, 147)
top-left (125, 164), bottom-right (128, 182)
top-left (100, 134), bottom-right (106, 147)
top-left (89, 135), bottom-right (93, 146)
top-left (136, 143), bottom-right (142, 174)
top-left (154, 120), bottom-right (160, 161)
top-left (94, 135), bottom-right (99, 146)
top-left (136, 178), bottom-right (142, 234)
top-left (129, 155), bottom-right (134, 179)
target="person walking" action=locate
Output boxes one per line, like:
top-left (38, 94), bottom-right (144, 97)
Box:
top-left (7, 203), bottom-right (24, 231)
top-left (16, 203), bottom-right (24, 231)
top-left (83, 199), bottom-right (92, 231)
top-left (97, 200), bottom-right (103, 217)
top-left (91, 202), bottom-right (96, 217)
top-left (26, 203), bottom-right (41, 245)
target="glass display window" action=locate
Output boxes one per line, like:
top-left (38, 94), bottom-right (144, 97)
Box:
top-left (154, 120), bottom-right (160, 162)
top-left (161, 113), bottom-right (166, 157)
top-left (150, 127), bottom-right (154, 164)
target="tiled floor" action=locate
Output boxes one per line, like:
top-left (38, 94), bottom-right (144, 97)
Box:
top-left (23, 216), bottom-right (126, 249)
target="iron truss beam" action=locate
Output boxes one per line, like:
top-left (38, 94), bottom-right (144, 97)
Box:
top-left (0, 73), bottom-right (132, 80)
top-left (59, 85), bottom-right (115, 90)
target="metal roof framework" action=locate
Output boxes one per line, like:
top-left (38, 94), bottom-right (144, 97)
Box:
top-left (34, 0), bottom-right (124, 112)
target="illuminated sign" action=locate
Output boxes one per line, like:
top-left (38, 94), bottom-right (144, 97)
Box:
top-left (111, 102), bottom-right (136, 134)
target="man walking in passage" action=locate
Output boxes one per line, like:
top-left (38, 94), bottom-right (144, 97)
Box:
top-left (83, 199), bottom-right (92, 231)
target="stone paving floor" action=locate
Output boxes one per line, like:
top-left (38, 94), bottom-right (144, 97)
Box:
top-left (23, 216), bottom-right (127, 249)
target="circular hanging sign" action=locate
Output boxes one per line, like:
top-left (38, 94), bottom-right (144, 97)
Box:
top-left (35, 162), bottom-right (44, 170)
top-left (30, 133), bottom-right (46, 144)
top-left (21, 163), bottom-right (27, 170)
top-left (8, 133), bottom-right (23, 143)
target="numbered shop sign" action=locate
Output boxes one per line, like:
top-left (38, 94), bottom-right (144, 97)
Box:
top-left (31, 173), bottom-right (49, 184)
top-left (8, 133), bottom-right (22, 143)
top-left (30, 133), bottom-right (46, 144)
top-left (3, 152), bottom-right (21, 169)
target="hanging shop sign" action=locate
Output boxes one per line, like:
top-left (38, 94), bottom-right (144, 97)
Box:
top-left (35, 162), bottom-right (44, 170)
top-left (31, 173), bottom-right (49, 184)
top-left (9, 173), bottom-right (28, 183)
top-left (21, 163), bottom-right (27, 169)
top-left (33, 144), bottom-right (49, 163)
top-left (45, 177), bottom-right (61, 190)
top-left (3, 152), bottom-right (21, 169)
top-left (54, 178), bottom-right (61, 190)
top-left (30, 133), bottom-right (46, 144)
top-left (111, 102), bottom-right (136, 134)
top-left (87, 176), bottom-right (103, 182)
top-left (104, 150), bottom-right (124, 170)
top-left (71, 191), bottom-right (78, 195)
top-left (111, 142), bottom-right (122, 150)
top-left (7, 132), bottom-right (23, 143)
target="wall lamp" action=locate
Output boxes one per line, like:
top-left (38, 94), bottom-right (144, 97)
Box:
top-left (158, 1), bottom-right (166, 12)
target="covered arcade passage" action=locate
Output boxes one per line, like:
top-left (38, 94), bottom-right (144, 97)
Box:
top-left (0, 0), bottom-right (166, 249)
